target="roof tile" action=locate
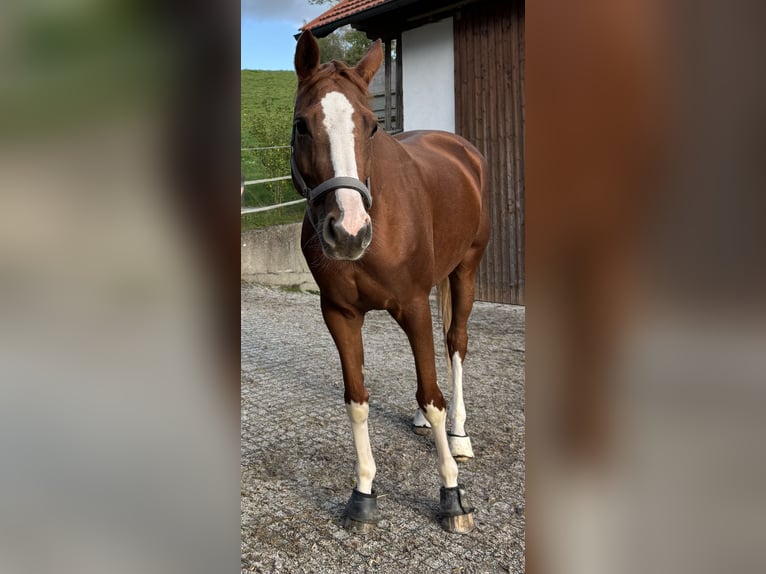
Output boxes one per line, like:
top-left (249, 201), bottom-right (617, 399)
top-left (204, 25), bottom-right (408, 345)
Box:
top-left (302, 0), bottom-right (392, 32)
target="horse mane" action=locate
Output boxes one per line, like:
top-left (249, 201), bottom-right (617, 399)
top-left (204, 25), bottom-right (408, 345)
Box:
top-left (298, 61), bottom-right (371, 100)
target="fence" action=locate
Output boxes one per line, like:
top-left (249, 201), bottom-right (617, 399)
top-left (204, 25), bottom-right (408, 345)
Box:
top-left (241, 145), bottom-right (304, 215)
top-left (242, 70), bottom-right (396, 218)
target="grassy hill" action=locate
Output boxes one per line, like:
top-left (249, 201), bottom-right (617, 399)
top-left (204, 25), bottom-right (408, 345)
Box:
top-left (241, 70), bottom-right (295, 150)
top-left (241, 70), bottom-right (305, 229)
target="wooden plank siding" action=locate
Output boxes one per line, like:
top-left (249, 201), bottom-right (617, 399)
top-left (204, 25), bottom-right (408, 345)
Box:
top-left (454, 0), bottom-right (525, 305)
top-left (370, 58), bottom-right (400, 132)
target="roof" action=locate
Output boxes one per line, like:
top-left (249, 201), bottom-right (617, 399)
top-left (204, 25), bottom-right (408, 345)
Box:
top-left (301, 0), bottom-right (480, 38)
top-left (302, 0), bottom-right (392, 33)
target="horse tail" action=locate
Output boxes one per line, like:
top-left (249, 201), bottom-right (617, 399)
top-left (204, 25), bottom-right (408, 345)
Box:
top-left (436, 277), bottom-right (453, 391)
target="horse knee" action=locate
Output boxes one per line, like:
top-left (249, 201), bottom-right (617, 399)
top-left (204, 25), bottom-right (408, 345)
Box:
top-left (416, 387), bottom-right (446, 412)
top-left (421, 402), bottom-right (447, 429)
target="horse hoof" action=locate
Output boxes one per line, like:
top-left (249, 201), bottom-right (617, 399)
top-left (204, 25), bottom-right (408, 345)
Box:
top-left (342, 488), bottom-right (379, 533)
top-left (448, 433), bottom-right (474, 461)
top-left (413, 425), bottom-right (432, 436)
top-left (441, 511), bottom-right (475, 533)
top-left (342, 516), bottom-right (377, 533)
top-left (439, 485), bottom-right (475, 534)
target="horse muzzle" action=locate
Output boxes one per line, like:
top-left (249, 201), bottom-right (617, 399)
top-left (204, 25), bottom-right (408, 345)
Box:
top-left (321, 206), bottom-right (372, 261)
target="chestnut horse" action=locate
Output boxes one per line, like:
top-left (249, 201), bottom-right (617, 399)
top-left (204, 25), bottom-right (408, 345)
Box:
top-left (291, 31), bottom-right (490, 533)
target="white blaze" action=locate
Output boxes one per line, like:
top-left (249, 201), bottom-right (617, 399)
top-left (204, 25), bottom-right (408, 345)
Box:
top-left (320, 91), bottom-right (369, 236)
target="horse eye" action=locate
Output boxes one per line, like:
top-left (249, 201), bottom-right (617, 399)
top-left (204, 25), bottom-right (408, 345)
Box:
top-left (294, 118), bottom-right (309, 136)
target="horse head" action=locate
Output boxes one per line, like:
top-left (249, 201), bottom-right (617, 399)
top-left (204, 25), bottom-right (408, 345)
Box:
top-left (292, 31), bottom-right (383, 261)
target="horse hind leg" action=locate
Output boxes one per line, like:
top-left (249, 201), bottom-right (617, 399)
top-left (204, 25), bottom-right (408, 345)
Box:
top-left (447, 350), bottom-right (474, 461)
top-left (410, 270), bottom-right (470, 441)
top-left (444, 255), bottom-right (484, 462)
top-left (396, 298), bottom-right (475, 533)
top-left (412, 406), bottom-right (432, 435)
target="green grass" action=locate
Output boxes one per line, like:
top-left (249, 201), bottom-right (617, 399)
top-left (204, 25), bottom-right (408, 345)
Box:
top-left (241, 70), bottom-right (296, 149)
top-left (240, 202), bottom-right (306, 232)
top-left (241, 70), bottom-right (304, 229)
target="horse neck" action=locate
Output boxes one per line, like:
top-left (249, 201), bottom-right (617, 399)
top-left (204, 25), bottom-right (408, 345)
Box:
top-left (370, 129), bottom-right (405, 172)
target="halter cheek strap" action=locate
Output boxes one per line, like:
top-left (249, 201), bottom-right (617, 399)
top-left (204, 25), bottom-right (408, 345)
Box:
top-left (290, 130), bottom-right (372, 210)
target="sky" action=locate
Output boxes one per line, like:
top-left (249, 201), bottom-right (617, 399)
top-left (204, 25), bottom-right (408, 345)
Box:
top-left (241, 0), bottom-right (329, 70)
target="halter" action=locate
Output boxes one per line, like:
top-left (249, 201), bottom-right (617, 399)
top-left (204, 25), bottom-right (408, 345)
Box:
top-left (290, 124), bottom-right (373, 210)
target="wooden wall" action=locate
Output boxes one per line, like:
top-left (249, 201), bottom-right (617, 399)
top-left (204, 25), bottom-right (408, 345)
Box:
top-left (370, 61), bottom-right (399, 131)
top-left (454, 0), bottom-right (525, 305)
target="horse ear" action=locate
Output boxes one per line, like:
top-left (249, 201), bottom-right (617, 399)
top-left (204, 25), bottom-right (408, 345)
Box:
top-left (355, 39), bottom-right (383, 85)
top-left (295, 31), bottom-right (320, 81)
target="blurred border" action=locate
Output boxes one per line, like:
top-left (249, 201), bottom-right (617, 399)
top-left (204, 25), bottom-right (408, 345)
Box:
top-left (527, 1), bottom-right (766, 573)
top-left (0, 1), bottom-right (240, 572)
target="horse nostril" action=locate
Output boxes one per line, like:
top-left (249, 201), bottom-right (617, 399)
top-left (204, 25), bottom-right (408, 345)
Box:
top-left (324, 216), bottom-right (338, 246)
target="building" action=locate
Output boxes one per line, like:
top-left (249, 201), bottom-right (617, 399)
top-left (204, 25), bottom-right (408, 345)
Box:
top-left (303, 0), bottom-right (525, 305)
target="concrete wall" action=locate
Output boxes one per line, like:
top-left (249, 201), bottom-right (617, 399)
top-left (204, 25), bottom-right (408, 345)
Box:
top-left (241, 223), bottom-right (317, 290)
top-left (402, 18), bottom-right (455, 132)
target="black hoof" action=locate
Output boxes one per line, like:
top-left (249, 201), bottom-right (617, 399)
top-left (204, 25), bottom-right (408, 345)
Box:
top-left (342, 488), bottom-right (379, 533)
top-left (439, 485), bottom-right (475, 533)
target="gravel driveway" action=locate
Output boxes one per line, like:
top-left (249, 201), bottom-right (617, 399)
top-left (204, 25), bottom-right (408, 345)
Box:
top-left (241, 283), bottom-right (525, 573)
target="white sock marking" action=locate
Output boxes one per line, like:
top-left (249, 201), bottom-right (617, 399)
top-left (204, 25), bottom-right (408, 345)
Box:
top-left (447, 351), bottom-right (474, 459)
top-left (320, 91), bottom-right (369, 236)
top-left (413, 407), bottom-right (432, 429)
top-left (448, 352), bottom-right (467, 436)
top-left (424, 402), bottom-right (459, 488)
top-left (347, 401), bottom-right (376, 494)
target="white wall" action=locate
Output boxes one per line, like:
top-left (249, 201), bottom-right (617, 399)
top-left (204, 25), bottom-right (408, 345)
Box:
top-left (401, 18), bottom-right (454, 132)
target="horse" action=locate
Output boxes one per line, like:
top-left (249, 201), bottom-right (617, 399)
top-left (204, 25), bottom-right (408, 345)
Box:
top-left (291, 30), bottom-right (490, 534)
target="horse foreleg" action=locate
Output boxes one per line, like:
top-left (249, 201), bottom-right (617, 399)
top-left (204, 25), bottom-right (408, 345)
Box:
top-left (395, 299), bottom-right (475, 533)
top-left (321, 303), bottom-right (378, 532)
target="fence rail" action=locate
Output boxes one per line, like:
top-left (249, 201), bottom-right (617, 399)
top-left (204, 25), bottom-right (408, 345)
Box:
top-left (241, 145), bottom-right (291, 151)
top-left (241, 198), bottom-right (305, 215)
top-left (240, 172), bottom-right (302, 216)
top-left (243, 175), bottom-right (291, 186)
top-left (241, 146), bottom-right (299, 216)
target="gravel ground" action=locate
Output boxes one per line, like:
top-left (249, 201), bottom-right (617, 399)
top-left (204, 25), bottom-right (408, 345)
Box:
top-left (241, 283), bottom-right (525, 573)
